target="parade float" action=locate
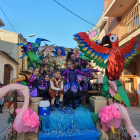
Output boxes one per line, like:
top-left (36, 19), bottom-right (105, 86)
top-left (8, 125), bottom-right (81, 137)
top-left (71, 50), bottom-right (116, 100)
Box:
top-left (0, 31), bottom-right (140, 140)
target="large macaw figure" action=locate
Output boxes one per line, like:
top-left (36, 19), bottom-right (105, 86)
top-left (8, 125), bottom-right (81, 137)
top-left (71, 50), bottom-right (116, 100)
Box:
top-left (17, 38), bottom-right (50, 69)
top-left (74, 32), bottom-right (138, 107)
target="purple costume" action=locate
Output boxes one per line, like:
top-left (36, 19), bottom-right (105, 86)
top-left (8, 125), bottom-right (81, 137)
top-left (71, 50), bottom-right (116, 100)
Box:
top-left (74, 58), bottom-right (88, 70)
top-left (28, 75), bottom-right (38, 97)
top-left (77, 68), bottom-right (99, 91)
top-left (40, 70), bottom-right (50, 90)
top-left (37, 71), bottom-right (50, 99)
top-left (44, 81), bottom-right (50, 99)
top-left (63, 69), bottom-right (90, 98)
top-left (45, 81), bottom-right (50, 90)
top-left (67, 58), bottom-right (88, 70)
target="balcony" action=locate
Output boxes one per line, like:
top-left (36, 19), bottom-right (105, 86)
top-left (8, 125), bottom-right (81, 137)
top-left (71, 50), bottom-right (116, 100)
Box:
top-left (111, 4), bottom-right (140, 42)
top-left (104, 0), bottom-right (113, 12)
top-left (104, 0), bottom-right (137, 17)
top-left (19, 59), bottom-right (32, 75)
top-left (93, 13), bottom-right (108, 42)
top-left (93, 13), bottom-right (108, 30)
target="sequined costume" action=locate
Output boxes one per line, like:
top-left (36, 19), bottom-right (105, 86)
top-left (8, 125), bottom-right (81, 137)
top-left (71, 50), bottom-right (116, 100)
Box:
top-left (75, 58), bottom-right (87, 70)
top-left (28, 75), bottom-right (38, 97)
top-left (45, 81), bottom-right (50, 99)
top-left (77, 68), bottom-right (99, 91)
top-left (55, 56), bottom-right (67, 69)
top-left (37, 75), bottom-right (50, 99)
top-left (54, 47), bottom-right (67, 69)
top-left (67, 58), bottom-right (87, 70)
top-left (45, 81), bottom-right (50, 90)
top-left (63, 69), bottom-right (90, 99)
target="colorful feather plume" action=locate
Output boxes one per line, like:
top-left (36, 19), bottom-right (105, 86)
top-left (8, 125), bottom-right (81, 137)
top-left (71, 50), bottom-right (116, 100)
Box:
top-left (17, 38), bottom-right (50, 69)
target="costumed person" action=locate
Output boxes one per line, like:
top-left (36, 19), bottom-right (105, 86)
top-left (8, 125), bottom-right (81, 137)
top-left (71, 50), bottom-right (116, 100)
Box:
top-left (37, 66), bottom-right (50, 99)
top-left (54, 47), bottom-right (67, 105)
top-left (42, 65), bottom-right (53, 79)
top-left (49, 69), bottom-right (65, 111)
top-left (63, 60), bottom-right (91, 109)
top-left (28, 67), bottom-right (39, 97)
top-left (0, 82), bottom-right (4, 113)
top-left (54, 46), bottom-right (67, 70)
top-left (73, 48), bottom-right (81, 59)
top-left (44, 74), bottom-right (50, 99)
top-left (67, 52), bottom-right (87, 70)
top-left (37, 74), bottom-right (47, 99)
top-left (77, 67), bottom-right (100, 91)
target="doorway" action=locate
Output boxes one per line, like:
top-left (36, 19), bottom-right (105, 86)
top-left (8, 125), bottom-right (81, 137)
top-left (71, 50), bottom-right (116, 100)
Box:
top-left (123, 62), bottom-right (138, 106)
top-left (4, 64), bottom-right (14, 102)
top-left (4, 65), bottom-right (10, 85)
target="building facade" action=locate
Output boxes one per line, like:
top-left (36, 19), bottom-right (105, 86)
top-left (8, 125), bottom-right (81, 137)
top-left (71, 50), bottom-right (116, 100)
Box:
top-left (0, 29), bottom-right (32, 79)
top-left (0, 51), bottom-right (18, 85)
top-left (96, 0), bottom-right (140, 106)
top-left (0, 18), bottom-right (5, 27)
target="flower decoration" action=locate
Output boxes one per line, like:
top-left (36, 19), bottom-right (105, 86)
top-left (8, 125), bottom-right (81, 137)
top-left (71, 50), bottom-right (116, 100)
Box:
top-left (99, 104), bottom-right (120, 123)
top-left (15, 108), bottom-right (40, 128)
top-left (44, 45), bottom-right (55, 57)
top-left (99, 104), bottom-right (122, 132)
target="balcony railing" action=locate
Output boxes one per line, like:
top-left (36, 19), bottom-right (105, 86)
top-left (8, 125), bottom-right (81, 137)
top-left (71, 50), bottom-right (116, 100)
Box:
top-left (111, 4), bottom-right (140, 41)
top-left (104, 0), bottom-right (113, 11)
top-left (19, 59), bottom-right (27, 70)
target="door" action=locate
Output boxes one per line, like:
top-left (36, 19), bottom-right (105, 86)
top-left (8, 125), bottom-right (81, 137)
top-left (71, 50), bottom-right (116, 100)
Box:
top-left (123, 62), bottom-right (138, 106)
top-left (4, 65), bottom-right (10, 86)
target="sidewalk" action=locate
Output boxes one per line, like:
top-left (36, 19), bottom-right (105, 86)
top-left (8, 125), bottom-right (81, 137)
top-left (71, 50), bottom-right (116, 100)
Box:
top-left (0, 103), bottom-right (10, 140)
top-left (127, 106), bottom-right (140, 132)
top-left (127, 106), bottom-right (140, 114)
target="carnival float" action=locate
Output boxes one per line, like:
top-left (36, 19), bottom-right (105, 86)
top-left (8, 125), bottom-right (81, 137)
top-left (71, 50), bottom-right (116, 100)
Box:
top-left (0, 30), bottom-right (139, 140)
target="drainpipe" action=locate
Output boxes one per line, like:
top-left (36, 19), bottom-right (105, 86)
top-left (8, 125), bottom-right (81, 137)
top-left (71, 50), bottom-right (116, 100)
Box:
top-left (22, 58), bottom-right (23, 70)
top-left (17, 35), bottom-right (20, 78)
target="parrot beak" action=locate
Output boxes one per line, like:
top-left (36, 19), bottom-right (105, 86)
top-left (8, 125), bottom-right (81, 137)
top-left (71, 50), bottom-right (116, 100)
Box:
top-left (101, 35), bottom-right (112, 48)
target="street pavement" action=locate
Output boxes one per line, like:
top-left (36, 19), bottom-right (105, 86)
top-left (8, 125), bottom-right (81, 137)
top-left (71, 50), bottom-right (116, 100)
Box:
top-left (0, 103), bottom-right (9, 140)
top-left (0, 104), bottom-right (139, 140)
top-left (127, 107), bottom-right (140, 132)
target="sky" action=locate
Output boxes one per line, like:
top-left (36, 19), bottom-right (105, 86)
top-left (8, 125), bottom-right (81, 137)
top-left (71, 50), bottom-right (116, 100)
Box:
top-left (0, 0), bottom-right (104, 48)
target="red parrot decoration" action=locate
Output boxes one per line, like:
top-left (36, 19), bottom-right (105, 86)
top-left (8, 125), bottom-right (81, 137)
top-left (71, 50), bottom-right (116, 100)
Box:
top-left (74, 32), bottom-right (138, 107)
top-left (74, 32), bottom-right (138, 80)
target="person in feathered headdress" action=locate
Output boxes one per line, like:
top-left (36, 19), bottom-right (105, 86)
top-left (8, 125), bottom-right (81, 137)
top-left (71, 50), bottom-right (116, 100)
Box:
top-left (54, 46), bottom-right (67, 70)
top-left (73, 48), bottom-right (81, 59)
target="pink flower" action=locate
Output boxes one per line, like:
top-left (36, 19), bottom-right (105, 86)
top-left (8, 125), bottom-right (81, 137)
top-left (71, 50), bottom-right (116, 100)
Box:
top-left (15, 108), bottom-right (21, 114)
top-left (24, 119), bottom-right (32, 127)
top-left (22, 109), bottom-right (40, 128)
top-left (99, 104), bottom-right (120, 123)
top-left (28, 108), bottom-right (33, 114)
top-left (30, 113), bottom-right (39, 128)
top-left (22, 109), bottom-right (30, 122)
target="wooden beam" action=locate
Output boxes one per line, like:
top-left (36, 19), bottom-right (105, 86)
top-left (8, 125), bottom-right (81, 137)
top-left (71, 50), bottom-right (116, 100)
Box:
top-left (14, 92), bottom-right (17, 119)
